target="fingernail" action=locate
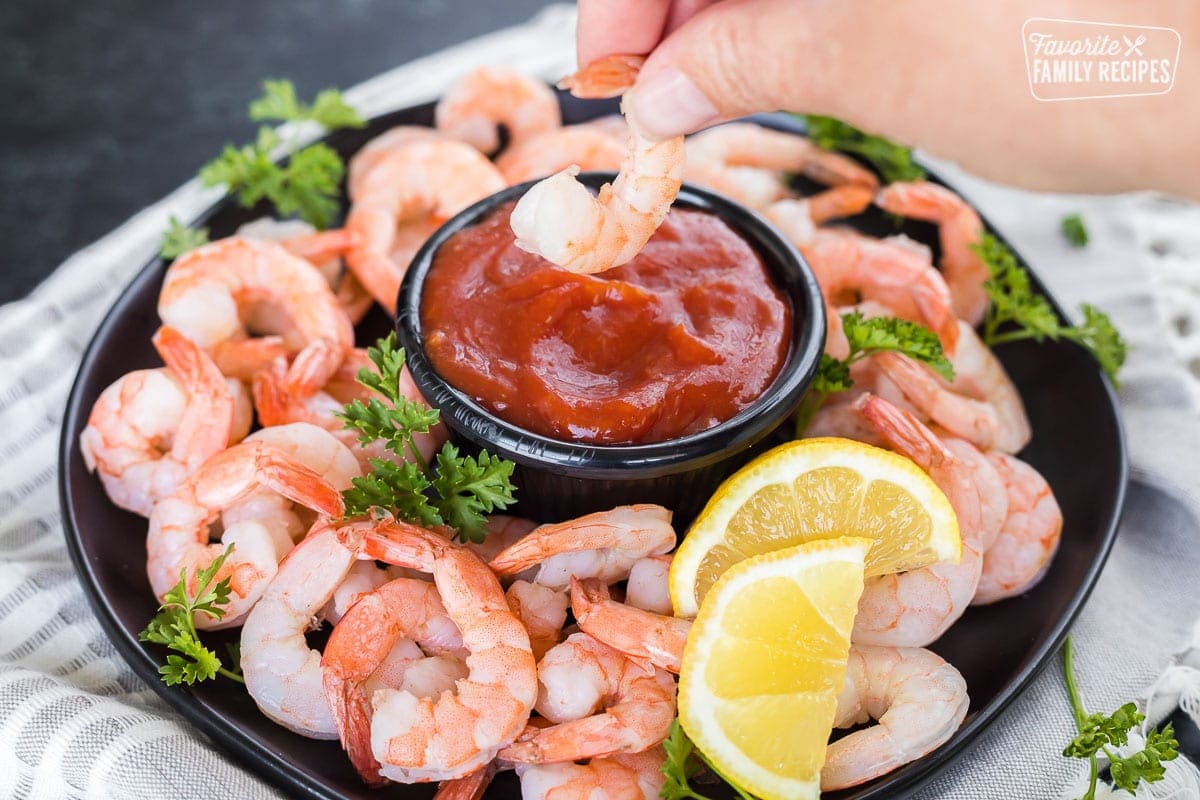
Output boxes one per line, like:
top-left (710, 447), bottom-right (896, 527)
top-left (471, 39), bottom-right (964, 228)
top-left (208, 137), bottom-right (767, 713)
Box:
top-left (627, 67), bottom-right (720, 140)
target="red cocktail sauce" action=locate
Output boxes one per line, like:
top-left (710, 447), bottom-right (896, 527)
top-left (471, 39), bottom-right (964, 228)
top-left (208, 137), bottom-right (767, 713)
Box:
top-left (421, 201), bottom-right (791, 444)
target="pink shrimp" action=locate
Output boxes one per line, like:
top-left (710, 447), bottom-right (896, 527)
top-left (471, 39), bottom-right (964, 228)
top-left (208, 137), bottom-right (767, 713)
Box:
top-left (79, 326), bottom-right (250, 517)
top-left (146, 441), bottom-right (344, 630)
top-left (800, 229), bottom-right (959, 354)
top-left (488, 505), bottom-right (677, 590)
top-left (157, 236), bottom-right (354, 398)
top-left (497, 631), bottom-right (675, 764)
top-left (850, 394), bottom-right (985, 647)
top-left (515, 746), bottom-right (667, 800)
top-left (875, 181), bottom-right (990, 325)
top-left (435, 66), bottom-right (561, 155)
top-left (972, 453), bottom-right (1062, 604)
top-left (345, 518), bottom-right (537, 783)
top-left (822, 645), bottom-right (968, 790)
top-left (347, 126), bottom-right (444, 200)
top-left (506, 580), bottom-right (570, 661)
top-left (571, 578), bottom-right (689, 675)
top-left (873, 323), bottom-right (1031, 454)
top-left (496, 124), bottom-right (626, 184)
top-left (687, 122), bottom-right (879, 189)
top-left (344, 139), bottom-right (505, 312)
top-left (509, 55), bottom-right (684, 275)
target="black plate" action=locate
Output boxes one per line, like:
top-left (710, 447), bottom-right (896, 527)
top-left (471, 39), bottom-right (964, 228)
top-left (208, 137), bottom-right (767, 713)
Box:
top-left (58, 94), bottom-right (1127, 799)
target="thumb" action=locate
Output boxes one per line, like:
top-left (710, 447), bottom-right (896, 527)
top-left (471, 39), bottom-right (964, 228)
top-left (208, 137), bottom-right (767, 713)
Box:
top-left (625, 0), bottom-right (837, 140)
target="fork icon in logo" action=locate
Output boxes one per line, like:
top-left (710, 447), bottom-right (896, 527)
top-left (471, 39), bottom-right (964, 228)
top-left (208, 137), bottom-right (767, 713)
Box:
top-left (1123, 34), bottom-right (1147, 56)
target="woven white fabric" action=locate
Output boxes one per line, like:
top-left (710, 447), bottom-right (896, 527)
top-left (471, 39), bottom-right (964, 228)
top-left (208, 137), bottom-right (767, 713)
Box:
top-left (2, 5), bottom-right (1199, 798)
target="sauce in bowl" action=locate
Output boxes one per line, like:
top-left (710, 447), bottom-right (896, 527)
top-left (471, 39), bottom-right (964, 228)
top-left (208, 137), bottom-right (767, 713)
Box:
top-left (421, 201), bottom-right (792, 444)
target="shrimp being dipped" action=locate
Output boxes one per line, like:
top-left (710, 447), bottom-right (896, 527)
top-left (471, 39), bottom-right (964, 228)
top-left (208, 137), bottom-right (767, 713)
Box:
top-left (509, 55), bottom-right (685, 275)
top-left (147, 441), bottom-right (344, 631)
top-left (516, 746), bottom-right (667, 800)
top-left (875, 180), bottom-right (990, 325)
top-left (497, 631), bottom-right (675, 764)
top-left (972, 452), bottom-right (1062, 604)
top-left (80, 326), bottom-right (250, 517)
top-left (344, 139), bottom-right (505, 312)
top-left (874, 323), bottom-right (1031, 454)
top-left (822, 645), bottom-right (968, 791)
top-left (347, 518), bottom-right (537, 783)
top-left (435, 66), bottom-right (561, 156)
top-left (157, 236), bottom-right (354, 397)
top-left (488, 505), bottom-right (676, 591)
top-left (851, 394), bottom-right (985, 648)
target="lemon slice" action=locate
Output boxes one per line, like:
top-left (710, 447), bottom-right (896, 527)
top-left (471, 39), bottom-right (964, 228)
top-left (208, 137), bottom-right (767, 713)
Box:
top-left (678, 537), bottom-right (871, 800)
top-left (670, 437), bottom-right (960, 618)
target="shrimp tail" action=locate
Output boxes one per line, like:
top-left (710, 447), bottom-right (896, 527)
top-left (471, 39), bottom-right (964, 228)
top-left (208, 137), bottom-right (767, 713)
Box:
top-left (258, 451), bottom-right (345, 518)
top-left (250, 357), bottom-right (292, 428)
top-left (558, 55), bottom-right (644, 98)
top-left (287, 337), bottom-right (349, 400)
top-left (212, 336), bottom-right (290, 383)
top-left (570, 577), bottom-right (685, 674)
top-left (488, 505), bottom-right (674, 576)
top-left (152, 325), bottom-right (234, 469)
top-left (280, 228), bottom-right (359, 263)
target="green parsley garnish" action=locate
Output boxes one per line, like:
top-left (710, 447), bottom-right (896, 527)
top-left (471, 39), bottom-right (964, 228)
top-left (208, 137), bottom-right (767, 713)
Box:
top-left (199, 79), bottom-right (364, 229)
top-left (794, 312), bottom-right (954, 436)
top-left (159, 216), bottom-right (210, 260)
top-left (1060, 213), bottom-right (1089, 248)
top-left (138, 544), bottom-right (244, 686)
top-left (802, 115), bottom-right (926, 184)
top-left (975, 234), bottom-right (1127, 384)
top-left (338, 333), bottom-right (517, 542)
top-left (1062, 637), bottom-right (1178, 799)
top-left (661, 720), bottom-right (758, 800)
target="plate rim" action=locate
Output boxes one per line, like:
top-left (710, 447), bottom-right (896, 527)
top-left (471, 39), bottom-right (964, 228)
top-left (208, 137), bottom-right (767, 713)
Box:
top-left (57, 106), bottom-right (1129, 800)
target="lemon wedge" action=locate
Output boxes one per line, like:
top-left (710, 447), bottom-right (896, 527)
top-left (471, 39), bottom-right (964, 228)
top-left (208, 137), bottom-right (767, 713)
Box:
top-left (677, 536), bottom-right (871, 800)
top-left (670, 437), bottom-right (960, 618)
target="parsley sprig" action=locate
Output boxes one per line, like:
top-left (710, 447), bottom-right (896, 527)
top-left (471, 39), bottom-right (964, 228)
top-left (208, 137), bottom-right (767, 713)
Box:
top-left (802, 115), bottom-right (926, 184)
top-left (159, 216), bottom-right (210, 260)
top-left (1062, 637), bottom-right (1178, 799)
top-left (138, 545), bottom-right (244, 686)
top-left (794, 312), bottom-right (954, 436)
top-left (199, 79), bottom-right (364, 229)
top-left (338, 334), bottom-right (517, 542)
top-left (1060, 213), bottom-right (1089, 248)
top-left (975, 234), bottom-right (1127, 384)
top-left (661, 720), bottom-right (758, 800)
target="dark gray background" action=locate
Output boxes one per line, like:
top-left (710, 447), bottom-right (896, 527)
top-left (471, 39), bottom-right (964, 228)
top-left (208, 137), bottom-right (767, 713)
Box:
top-left (0, 0), bottom-right (552, 304)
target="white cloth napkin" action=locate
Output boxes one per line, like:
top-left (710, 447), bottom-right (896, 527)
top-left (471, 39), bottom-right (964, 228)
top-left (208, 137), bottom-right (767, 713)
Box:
top-left (3, 5), bottom-right (1199, 798)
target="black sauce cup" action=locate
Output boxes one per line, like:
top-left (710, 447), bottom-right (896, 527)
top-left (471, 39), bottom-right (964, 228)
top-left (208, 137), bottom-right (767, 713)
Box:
top-left (396, 173), bottom-right (826, 525)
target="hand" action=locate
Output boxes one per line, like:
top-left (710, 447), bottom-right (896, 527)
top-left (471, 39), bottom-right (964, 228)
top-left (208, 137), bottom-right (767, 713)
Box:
top-left (578, 0), bottom-right (1200, 199)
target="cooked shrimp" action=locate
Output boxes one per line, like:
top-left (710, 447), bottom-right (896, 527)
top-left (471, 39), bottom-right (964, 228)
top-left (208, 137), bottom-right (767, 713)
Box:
top-left (224, 423), bottom-right (360, 556)
top-left (939, 434), bottom-right (1009, 551)
top-left (763, 186), bottom-right (876, 244)
top-left (435, 66), bottom-right (561, 155)
top-left (240, 520), bottom-right (362, 738)
top-left (822, 645), bottom-right (968, 791)
top-left (322, 560), bottom-right (390, 625)
top-left (347, 126), bottom-right (443, 200)
top-left (875, 181), bottom-right (990, 325)
top-left (252, 350), bottom-right (447, 469)
top-left (157, 236), bottom-right (354, 397)
top-left (466, 515), bottom-right (538, 565)
top-left (625, 555), bottom-right (672, 616)
top-left (972, 453), bottom-right (1062, 604)
top-left (851, 394), bottom-right (985, 648)
top-left (235, 217), bottom-right (357, 287)
top-left (515, 746), bottom-right (667, 800)
top-left (685, 160), bottom-right (790, 210)
top-left (800, 229), bottom-right (959, 354)
top-left (148, 441), bottom-right (344, 631)
top-left (506, 580), bottom-right (569, 661)
top-left (488, 505), bottom-right (676, 591)
top-left (498, 631), bottom-right (675, 764)
top-left (434, 764), bottom-right (498, 800)
top-left (873, 325), bottom-right (1031, 454)
top-left (344, 139), bottom-right (505, 312)
top-left (509, 55), bottom-right (684, 275)
top-left (571, 578), bottom-right (688, 674)
top-left (346, 518), bottom-right (537, 783)
top-left (80, 326), bottom-right (249, 517)
top-left (686, 122), bottom-right (879, 188)
top-left (496, 124), bottom-right (626, 184)
top-left (323, 575), bottom-right (472, 783)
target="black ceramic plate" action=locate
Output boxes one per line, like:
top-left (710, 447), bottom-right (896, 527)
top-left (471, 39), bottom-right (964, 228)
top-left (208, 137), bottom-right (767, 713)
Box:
top-left (58, 93), bottom-right (1127, 800)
